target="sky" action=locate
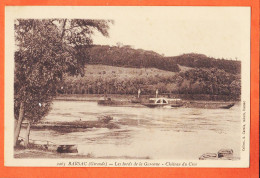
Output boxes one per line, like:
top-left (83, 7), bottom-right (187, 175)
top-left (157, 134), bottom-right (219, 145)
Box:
top-left (7, 6), bottom-right (250, 61)
top-left (91, 7), bottom-right (250, 61)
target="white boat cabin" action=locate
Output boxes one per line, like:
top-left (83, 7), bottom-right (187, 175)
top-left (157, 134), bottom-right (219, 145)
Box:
top-left (149, 98), bottom-right (168, 104)
top-left (149, 98), bottom-right (182, 104)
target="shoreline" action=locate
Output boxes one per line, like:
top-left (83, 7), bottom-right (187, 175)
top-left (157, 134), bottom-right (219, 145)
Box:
top-left (55, 94), bottom-right (239, 109)
top-left (55, 94), bottom-right (239, 102)
top-left (14, 148), bottom-right (151, 159)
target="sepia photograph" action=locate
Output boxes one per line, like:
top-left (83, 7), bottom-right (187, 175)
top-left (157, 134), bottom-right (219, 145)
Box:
top-left (4, 6), bottom-right (250, 167)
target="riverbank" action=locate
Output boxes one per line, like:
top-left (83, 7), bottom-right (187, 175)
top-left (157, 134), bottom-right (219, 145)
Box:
top-left (14, 148), bottom-right (150, 159)
top-left (28, 117), bottom-right (120, 132)
top-left (55, 94), bottom-right (237, 109)
top-left (56, 94), bottom-right (239, 102)
top-left (55, 94), bottom-right (134, 102)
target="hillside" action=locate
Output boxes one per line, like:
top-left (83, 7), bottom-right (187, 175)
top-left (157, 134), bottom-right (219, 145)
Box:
top-left (83, 64), bottom-right (176, 79)
top-left (86, 45), bottom-right (180, 72)
top-left (84, 45), bottom-right (241, 74)
top-left (166, 53), bottom-right (241, 74)
top-left (63, 64), bottom-right (178, 95)
top-left (59, 45), bottom-right (241, 100)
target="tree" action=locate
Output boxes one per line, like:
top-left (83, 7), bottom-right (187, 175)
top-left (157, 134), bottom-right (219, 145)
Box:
top-left (14, 19), bottom-right (113, 147)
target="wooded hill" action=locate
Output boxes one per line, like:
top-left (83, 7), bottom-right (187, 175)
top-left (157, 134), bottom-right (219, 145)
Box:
top-left (86, 45), bottom-right (240, 74)
top-left (59, 45), bottom-right (241, 100)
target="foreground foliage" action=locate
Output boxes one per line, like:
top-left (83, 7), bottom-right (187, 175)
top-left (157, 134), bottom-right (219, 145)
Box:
top-left (14, 19), bottom-right (112, 146)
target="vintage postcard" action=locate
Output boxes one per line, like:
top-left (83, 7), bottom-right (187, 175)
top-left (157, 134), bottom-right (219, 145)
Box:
top-left (4, 6), bottom-right (251, 167)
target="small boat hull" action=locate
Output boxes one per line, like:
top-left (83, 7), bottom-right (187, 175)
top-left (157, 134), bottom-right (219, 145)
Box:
top-left (142, 103), bottom-right (168, 108)
top-left (186, 101), bottom-right (235, 109)
top-left (98, 98), bottom-right (128, 106)
top-left (57, 145), bottom-right (78, 153)
top-left (219, 103), bottom-right (235, 109)
top-left (171, 104), bottom-right (183, 107)
top-left (98, 99), bottom-right (116, 105)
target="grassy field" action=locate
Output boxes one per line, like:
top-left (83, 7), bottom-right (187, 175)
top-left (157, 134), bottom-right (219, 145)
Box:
top-left (66, 64), bottom-right (178, 81)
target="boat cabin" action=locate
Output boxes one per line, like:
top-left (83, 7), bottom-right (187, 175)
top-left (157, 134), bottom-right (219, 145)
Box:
top-left (149, 98), bottom-right (169, 104)
top-left (167, 98), bottom-right (182, 104)
top-left (143, 98), bottom-right (183, 108)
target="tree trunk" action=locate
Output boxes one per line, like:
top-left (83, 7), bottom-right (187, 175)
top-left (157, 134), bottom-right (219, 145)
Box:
top-left (14, 119), bottom-right (17, 133)
top-left (24, 122), bottom-right (31, 148)
top-left (14, 101), bottom-right (24, 147)
top-left (60, 19), bottom-right (67, 40)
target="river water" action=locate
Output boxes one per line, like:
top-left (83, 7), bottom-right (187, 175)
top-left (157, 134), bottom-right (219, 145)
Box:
top-left (20, 100), bottom-right (241, 160)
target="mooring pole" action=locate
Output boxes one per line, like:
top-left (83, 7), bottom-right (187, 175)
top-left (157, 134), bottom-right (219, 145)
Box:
top-left (138, 89), bottom-right (141, 98)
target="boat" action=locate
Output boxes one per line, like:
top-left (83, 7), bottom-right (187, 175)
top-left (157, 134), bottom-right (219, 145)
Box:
top-left (97, 97), bottom-right (115, 105)
top-left (57, 145), bottom-right (78, 153)
top-left (186, 101), bottom-right (235, 109)
top-left (131, 98), bottom-right (142, 103)
top-left (168, 98), bottom-right (184, 107)
top-left (142, 98), bottom-right (183, 108)
top-left (219, 103), bottom-right (235, 109)
top-left (97, 97), bottom-right (129, 106)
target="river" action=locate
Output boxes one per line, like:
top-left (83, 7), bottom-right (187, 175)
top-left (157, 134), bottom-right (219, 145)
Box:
top-left (19, 100), bottom-right (241, 160)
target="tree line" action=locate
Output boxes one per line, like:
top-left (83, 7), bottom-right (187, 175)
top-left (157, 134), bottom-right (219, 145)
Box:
top-left (59, 67), bottom-right (240, 100)
top-left (166, 53), bottom-right (241, 74)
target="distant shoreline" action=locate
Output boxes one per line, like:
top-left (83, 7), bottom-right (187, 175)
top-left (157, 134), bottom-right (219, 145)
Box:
top-left (55, 94), bottom-right (240, 102)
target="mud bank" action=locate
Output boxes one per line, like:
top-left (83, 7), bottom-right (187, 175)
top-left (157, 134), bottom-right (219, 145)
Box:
top-left (23, 117), bottom-right (120, 133)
